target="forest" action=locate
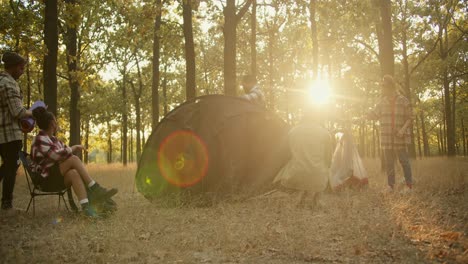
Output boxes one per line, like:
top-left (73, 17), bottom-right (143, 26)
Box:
top-left (1, 0), bottom-right (467, 164)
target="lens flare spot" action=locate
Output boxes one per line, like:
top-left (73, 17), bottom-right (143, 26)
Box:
top-left (158, 130), bottom-right (209, 187)
top-left (145, 177), bottom-right (152, 185)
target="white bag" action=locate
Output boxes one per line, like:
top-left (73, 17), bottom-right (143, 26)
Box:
top-left (329, 131), bottom-right (368, 190)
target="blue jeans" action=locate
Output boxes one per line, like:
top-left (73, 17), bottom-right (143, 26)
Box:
top-left (383, 149), bottom-right (412, 188)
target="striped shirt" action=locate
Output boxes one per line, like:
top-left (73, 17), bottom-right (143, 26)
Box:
top-left (369, 94), bottom-right (413, 150)
top-left (0, 71), bottom-right (27, 143)
top-left (30, 130), bottom-right (73, 177)
top-left (240, 86), bottom-right (265, 106)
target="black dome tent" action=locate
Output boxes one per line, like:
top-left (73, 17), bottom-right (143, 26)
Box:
top-left (135, 95), bottom-right (291, 198)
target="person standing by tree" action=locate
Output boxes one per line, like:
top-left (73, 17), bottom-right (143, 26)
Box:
top-left (0, 51), bottom-right (32, 213)
top-left (367, 75), bottom-right (413, 193)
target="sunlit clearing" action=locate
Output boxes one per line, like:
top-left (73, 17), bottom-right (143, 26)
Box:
top-left (308, 79), bottom-right (331, 105)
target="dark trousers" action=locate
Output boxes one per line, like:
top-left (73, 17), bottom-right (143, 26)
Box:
top-left (383, 148), bottom-right (412, 187)
top-left (0, 140), bottom-right (22, 205)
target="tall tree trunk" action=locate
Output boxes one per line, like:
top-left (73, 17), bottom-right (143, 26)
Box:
top-left (223, 0), bottom-right (252, 96)
top-left (401, 13), bottom-right (416, 157)
top-left (375, 0), bottom-right (395, 76)
top-left (129, 125), bottom-right (133, 163)
top-left (183, 0), bottom-right (196, 100)
top-left (223, 0), bottom-right (237, 96)
top-left (417, 105), bottom-right (429, 156)
top-left (65, 0), bottom-right (81, 159)
top-left (163, 64), bottom-right (168, 115)
top-left (43, 0), bottom-right (58, 115)
top-left (267, 26), bottom-right (275, 109)
top-left (151, 0), bottom-right (162, 130)
top-left (23, 52), bottom-right (32, 151)
top-left (462, 117), bottom-right (466, 156)
top-left (84, 118), bottom-right (89, 164)
top-left (415, 114), bottom-right (422, 158)
top-left (107, 120), bottom-right (112, 163)
top-left (250, 0), bottom-right (257, 76)
top-left (372, 121), bottom-right (376, 157)
top-left (308, 0), bottom-right (318, 79)
top-left (129, 71), bottom-right (142, 163)
top-left (438, 12), bottom-right (455, 156)
top-left (122, 70), bottom-right (128, 166)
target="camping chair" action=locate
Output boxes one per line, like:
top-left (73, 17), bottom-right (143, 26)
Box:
top-left (18, 151), bottom-right (78, 215)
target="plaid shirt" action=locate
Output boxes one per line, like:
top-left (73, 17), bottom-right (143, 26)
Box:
top-left (30, 130), bottom-right (73, 177)
top-left (0, 71), bottom-right (27, 144)
top-left (369, 94), bottom-right (413, 150)
top-left (240, 86), bottom-right (265, 106)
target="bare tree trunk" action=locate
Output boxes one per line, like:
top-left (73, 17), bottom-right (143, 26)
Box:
top-left (415, 115), bottom-right (422, 158)
top-left (163, 64), bottom-right (168, 115)
top-left (43, 0), bottom-right (58, 115)
top-left (372, 121), bottom-right (376, 157)
top-left (223, 0), bottom-right (252, 96)
top-left (462, 117), bottom-right (466, 156)
top-left (151, 0), bottom-right (162, 129)
top-left (223, 0), bottom-right (237, 96)
top-left (401, 12), bottom-right (416, 157)
top-left (122, 70), bottom-right (128, 166)
top-left (438, 125), bottom-right (443, 155)
top-left (250, 0), bottom-right (257, 77)
top-left (65, 0), bottom-right (81, 159)
top-left (84, 118), bottom-right (89, 164)
top-left (375, 0), bottom-right (395, 76)
top-left (129, 125), bottom-right (133, 163)
top-left (23, 52), bottom-right (32, 151)
top-left (308, 0), bottom-right (318, 79)
top-left (107, 120), bottom-right (112, 163)
top-left (420, 111), bottom-right (429, 156)
top-left (183, 0), bottom-right (196, 100)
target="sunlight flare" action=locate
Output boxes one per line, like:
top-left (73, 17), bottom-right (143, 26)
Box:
top-left (308, 79), bottom-right (331, 105)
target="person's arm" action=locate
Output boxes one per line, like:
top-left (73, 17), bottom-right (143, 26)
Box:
top-left (5, 80), bottom-right (30, 119)
top-left (40, 137), bottom-right (73, 163)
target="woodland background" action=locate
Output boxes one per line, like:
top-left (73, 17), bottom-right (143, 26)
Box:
top-left (1, 0), bottom-right (467, 164)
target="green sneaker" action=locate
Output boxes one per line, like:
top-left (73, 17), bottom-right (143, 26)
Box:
top-left (81, 203), bottom-right (99, 218)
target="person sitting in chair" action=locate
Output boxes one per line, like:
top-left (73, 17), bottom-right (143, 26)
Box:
top-left (30, 107), bottom-right (117, 217)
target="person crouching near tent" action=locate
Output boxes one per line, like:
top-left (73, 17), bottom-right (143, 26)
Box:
top-left (367, 75), bottom-right (413, 193)
top-left (29, 107), bottom-right (118, 217)
top-left (274, 106), bottom-right (332, 209)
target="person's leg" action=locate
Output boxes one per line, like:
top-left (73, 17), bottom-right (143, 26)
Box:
top-left (59, 155), bottom-right (117, 202)
top-left (62, 169), bottom-right (99, 217)
top-left (397, 149), bottom-right (412, 188)
top-left (59, 155), bottom-right (93, 185)
top-left (63, 169), bottom-right (87, 201)
top-left (384, 149), bottom-right (396, 189)
top-left (0, 140), bottom-right (22, 209)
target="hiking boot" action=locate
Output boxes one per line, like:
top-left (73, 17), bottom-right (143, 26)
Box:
top-left (88, 183), bottom-right (118, 202)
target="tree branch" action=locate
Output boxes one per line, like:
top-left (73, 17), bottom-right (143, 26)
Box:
top-left (236, 0), bottom-right (253, 25)
top-left (409, 38), bottom-right (440, 75)
top-left (352, 38), bottom-right (380, 60)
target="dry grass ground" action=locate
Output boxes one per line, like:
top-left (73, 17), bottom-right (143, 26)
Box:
top-left (1, 158), bottom-right (467, 264)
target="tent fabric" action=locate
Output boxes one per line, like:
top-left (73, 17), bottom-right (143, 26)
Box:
top-left (274, 123), bottom-right (331, 192)
top-left (329, 131), bottom-right (368, 190)
top-left (136, 95), bottom-right (290, 198)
